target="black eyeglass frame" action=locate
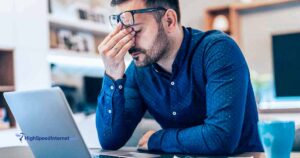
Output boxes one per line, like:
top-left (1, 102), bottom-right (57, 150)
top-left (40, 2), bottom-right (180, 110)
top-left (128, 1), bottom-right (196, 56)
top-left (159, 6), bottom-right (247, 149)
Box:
top-left (109, 7), bottom-right (167, 27)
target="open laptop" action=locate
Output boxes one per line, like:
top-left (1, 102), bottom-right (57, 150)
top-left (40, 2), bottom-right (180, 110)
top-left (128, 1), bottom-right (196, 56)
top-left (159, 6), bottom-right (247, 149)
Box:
top-left (4, 87), bottom-right (93, 158)
top-left (4, 87), bottom-right (160, 158)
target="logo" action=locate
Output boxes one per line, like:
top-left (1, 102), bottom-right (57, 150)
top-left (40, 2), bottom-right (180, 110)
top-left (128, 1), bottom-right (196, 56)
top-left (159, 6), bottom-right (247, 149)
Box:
top-left (15, 132), bottom-right (25, 143)
top-left (15, 132), bottom-right (77, 143)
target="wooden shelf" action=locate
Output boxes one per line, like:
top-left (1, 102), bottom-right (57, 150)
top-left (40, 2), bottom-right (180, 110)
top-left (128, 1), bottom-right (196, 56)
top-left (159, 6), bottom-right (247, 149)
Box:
top-left (49, 48), bottom-right (100, 58)
top-left (48, 14), bottom-right (112, 35)
top-left (47, 49), bottom-right (104, 68)
top-left (206, 5), bottom-right (230, 13)
top-left (0, 123), bottom-right (10, 130)
top-left (231, 0), bottom-right (298, 10)
top-left (0, 48), bottom-right (14, 52)
top-left (48, 49), bottom-right (132, 69)
top-left (0, 86), bottom-right (15, 92)
top-left (259, 100), bottom-right (300, 113)
top-left (206, 0), bottom-right (298, 12)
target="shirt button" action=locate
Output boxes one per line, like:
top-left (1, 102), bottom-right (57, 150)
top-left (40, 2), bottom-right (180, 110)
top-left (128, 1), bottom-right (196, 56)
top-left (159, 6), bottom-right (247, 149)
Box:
top-left (110, 85), bottom-right (114, 90)
top-left (171, 81), bottom-right (175, 86)
top-left (172, 111), bottom-right (177, 116)
top-left (118, 85), bottom-right (123, 90)
top-left (108, 110), bottom-right (112, 114)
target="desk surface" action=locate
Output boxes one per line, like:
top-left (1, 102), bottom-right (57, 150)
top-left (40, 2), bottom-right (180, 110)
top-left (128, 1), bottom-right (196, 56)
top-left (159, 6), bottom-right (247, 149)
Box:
top-left (94, 148), bottom-right (300, 158)
top-left (1, 146), bottom-right (300, 158)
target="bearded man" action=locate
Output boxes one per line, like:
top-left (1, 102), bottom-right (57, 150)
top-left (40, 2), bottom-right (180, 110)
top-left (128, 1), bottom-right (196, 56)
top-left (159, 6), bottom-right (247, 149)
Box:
top-left (96, 0), bottom-right (263, 155)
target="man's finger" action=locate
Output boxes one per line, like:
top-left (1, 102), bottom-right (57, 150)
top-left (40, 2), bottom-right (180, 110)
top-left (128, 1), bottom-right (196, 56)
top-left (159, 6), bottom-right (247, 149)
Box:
top-left (107, 33), bottom-right (135, 58)
top-left (115, 39), bottom-right (135, 59)
top-left (138, 137), bottom-right (146, 147)
top-left (104, 27), bottom-right (133, 54)
top-left (101, 23), bottom-right (122, 45)
top-left (138, 133), bottom-right (148, 146)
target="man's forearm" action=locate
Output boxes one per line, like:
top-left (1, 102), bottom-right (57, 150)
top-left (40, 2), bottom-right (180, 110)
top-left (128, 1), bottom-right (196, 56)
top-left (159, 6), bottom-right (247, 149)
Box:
top-left (96, 74), bottom-right (146, 150)
top-left (96, 75), bottom-right (129, 149)
top-left (148, 122), bottom-right (242, 155)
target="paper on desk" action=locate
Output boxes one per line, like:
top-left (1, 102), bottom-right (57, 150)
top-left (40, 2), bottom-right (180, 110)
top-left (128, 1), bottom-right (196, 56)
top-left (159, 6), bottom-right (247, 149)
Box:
top-left (90, 148), bottom-right (160, 158)
top-left (99, 151), bottom-right (160, 158)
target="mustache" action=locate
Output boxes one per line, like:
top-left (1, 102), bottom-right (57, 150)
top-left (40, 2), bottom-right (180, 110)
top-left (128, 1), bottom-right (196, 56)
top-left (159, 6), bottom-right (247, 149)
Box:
top-left (128, 47), bottom-right (146, 54)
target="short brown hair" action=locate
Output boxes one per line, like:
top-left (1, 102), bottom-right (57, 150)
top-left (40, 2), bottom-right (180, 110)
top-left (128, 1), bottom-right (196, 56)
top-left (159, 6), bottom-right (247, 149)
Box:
top-left (110, 0), bottom-right (181, 23)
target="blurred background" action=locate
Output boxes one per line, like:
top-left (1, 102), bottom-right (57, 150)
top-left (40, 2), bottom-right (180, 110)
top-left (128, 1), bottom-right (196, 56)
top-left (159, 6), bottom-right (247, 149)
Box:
top-left (1, 0), bottom-right (300, 150)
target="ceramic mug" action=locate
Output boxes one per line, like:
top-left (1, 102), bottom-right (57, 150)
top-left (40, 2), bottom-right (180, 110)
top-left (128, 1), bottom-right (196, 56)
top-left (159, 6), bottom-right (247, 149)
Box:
top-left (258, 121), bottom-right (295, 158)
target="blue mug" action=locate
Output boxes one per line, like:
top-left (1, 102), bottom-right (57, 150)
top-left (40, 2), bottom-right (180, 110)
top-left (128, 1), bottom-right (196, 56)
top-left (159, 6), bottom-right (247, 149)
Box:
top-left (258, 121), bottom-right (295, 158)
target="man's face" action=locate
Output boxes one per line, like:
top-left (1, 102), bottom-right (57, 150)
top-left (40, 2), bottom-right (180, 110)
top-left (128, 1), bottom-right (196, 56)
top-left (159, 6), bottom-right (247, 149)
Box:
top-left (116, 0), bottom-right (170, 67)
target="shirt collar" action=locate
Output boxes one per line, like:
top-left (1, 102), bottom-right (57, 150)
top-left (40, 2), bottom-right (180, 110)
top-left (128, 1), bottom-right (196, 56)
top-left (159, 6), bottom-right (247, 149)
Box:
top-left (171, 27), bottom-right (190, 75)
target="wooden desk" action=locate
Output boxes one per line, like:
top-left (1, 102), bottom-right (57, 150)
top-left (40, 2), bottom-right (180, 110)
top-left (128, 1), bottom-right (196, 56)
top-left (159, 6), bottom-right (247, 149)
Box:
top-left (1, 146), bottom-right (300, 158)
top-left (92, 148), bottom-right (300, 158)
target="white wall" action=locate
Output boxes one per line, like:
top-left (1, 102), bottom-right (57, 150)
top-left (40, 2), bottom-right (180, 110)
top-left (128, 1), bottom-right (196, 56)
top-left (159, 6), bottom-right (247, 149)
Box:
top-left (0, 0), bottom-right (51, 91)
top-left (0, 1), bottom-right (14, 49)
top-left (240, 3), bottom-right (300, 74)
top-left (14, 0), bottom-right (51, 90)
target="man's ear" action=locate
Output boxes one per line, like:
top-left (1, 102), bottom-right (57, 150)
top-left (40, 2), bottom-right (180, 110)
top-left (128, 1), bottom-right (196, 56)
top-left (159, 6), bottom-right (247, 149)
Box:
top-left (162, 9), bottom-right (178, 33)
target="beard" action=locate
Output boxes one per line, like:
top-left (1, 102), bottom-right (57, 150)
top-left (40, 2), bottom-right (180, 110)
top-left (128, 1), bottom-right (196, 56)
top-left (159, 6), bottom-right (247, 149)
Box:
top-left (128, 22), bottom-right (170, 67)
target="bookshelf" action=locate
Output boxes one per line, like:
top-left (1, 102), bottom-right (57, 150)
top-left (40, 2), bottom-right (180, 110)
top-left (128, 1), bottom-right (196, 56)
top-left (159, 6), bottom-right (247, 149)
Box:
top-left (204, 0), bottom-right (299, 46)
top-left (47, 0), bottom-right (114, 69)
top-left (48, 14), bottom-right (112, 35)
top-left (0, 50), bottom-right (16, 130)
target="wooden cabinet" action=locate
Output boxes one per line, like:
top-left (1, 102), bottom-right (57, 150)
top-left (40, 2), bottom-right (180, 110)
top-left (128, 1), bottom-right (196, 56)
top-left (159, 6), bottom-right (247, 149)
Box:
top-left (0, 50), bottom-right (16, 129)
top-left (204, 0), bottom-right (299, 46)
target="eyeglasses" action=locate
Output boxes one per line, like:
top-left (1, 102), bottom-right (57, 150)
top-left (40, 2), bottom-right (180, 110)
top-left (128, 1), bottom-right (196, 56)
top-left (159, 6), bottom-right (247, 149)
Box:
top-left (109, 7), bottom-right (167, 28)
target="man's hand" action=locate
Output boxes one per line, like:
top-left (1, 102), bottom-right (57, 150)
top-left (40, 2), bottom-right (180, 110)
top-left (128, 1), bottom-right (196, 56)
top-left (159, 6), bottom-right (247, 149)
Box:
top-left (98, 23), bottom-right (135, 80)
top-left (137, 130), bottom-right (156, 150)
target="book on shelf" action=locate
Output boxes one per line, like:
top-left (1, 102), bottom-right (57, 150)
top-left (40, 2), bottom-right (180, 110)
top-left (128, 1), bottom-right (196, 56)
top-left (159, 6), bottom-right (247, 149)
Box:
top-left (50, 29), bottom-right (59, 49)
top-left (0, 94), bottom-right (10, 129)
top-left (50, 27), bottom-right (106, 55)
top-left (0, 107), bottom-right (9, 129)
top-left (49, 0), bottom-right (111, 26)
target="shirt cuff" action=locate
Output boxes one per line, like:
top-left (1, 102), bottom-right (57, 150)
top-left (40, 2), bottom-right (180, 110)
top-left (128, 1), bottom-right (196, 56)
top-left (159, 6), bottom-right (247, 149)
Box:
top-left (102, 73), bottom-right (126, 97)
top-left (148, 129), bottom-right (179, 152)
top-left (148, 130), bottom-right (164, 151)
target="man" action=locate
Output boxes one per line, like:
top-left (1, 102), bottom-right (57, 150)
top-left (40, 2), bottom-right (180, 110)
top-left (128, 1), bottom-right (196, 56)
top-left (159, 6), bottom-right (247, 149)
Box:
top-left (96, 0), bottom-right (263, 155)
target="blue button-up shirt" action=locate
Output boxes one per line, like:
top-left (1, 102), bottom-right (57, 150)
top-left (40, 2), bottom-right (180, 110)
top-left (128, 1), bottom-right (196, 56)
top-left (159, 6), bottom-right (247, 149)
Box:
top-left (96, 27), bottom-right (263, 155)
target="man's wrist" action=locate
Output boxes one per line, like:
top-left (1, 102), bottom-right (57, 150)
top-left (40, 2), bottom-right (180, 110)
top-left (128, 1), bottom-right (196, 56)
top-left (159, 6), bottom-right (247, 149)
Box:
top-left (148, 130), bottom-right (164, 151)
top-left (102, 73), bottom-right (126, 97)
top-left (105, 71), bottom-right (124, 81)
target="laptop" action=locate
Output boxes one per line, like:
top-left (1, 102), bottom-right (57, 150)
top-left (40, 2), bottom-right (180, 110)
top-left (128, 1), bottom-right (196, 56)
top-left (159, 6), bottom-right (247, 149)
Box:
top-left (4, 87), bottom-right (161, 158)
top-left (4, 87), bottom-right (93, 158)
